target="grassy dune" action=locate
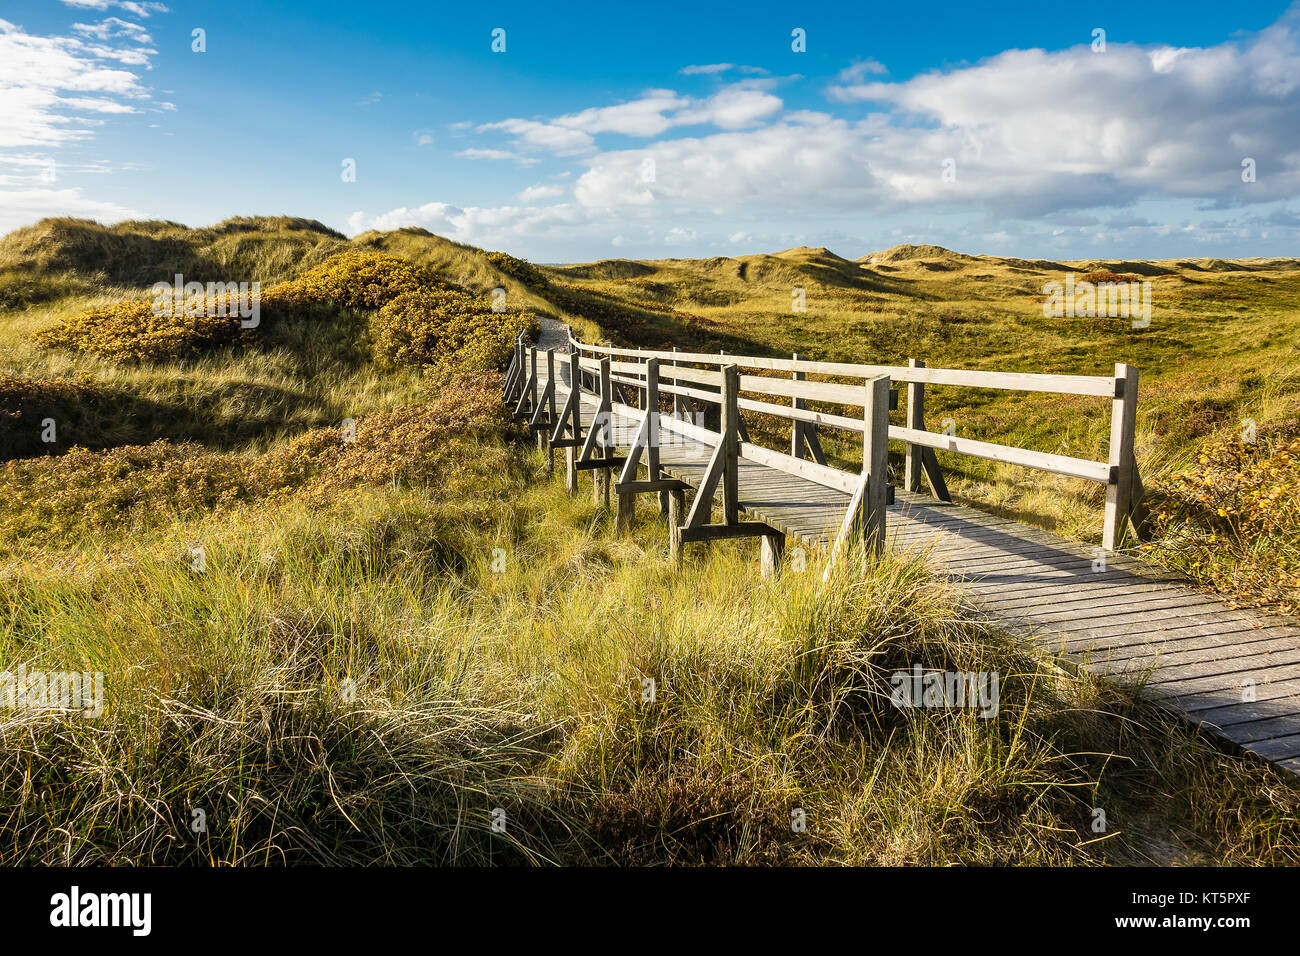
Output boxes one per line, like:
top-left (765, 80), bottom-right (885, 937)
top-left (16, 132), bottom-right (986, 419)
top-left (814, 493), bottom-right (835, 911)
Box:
top-left (5, 439), bottom-right (1300, 865)
top-left (2, 218), bottom-right (1298, 865)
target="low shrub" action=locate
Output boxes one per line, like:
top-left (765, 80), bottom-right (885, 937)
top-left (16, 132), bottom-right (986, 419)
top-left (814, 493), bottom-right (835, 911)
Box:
top-left (371, 288), bottom-right (534, 371)
top-left (1143, 431), bottom-right (1300, 609)
top-left (485, 251), bottom-right (551, 289)
top-left (31, 251), bottom-right (531, 373)
top-left (0, 441), bottom-right (253, 544)
top-left (264, 251), bottom-right (442, 310)
top-left (31, 296), bottom-right (259, 363)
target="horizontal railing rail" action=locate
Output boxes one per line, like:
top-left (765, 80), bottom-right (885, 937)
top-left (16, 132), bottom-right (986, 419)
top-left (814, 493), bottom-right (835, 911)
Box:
top-left (571, 350), bottom-right (1122, 487)
top-left (568, 330), bottom-right (1118, 397)
top-left (510, 328), bottom-right (1147, 553)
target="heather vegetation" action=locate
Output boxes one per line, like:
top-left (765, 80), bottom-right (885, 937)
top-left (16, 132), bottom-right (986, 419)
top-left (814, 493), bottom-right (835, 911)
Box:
top-left (1, 217), bottom-right (1298, 865)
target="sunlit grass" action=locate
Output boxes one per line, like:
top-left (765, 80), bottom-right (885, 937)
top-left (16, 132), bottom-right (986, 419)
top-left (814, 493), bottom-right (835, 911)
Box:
top-left (2, 225), bottom-right (1298, 866)
top-left (3, 447), bottom-right (1298, 865)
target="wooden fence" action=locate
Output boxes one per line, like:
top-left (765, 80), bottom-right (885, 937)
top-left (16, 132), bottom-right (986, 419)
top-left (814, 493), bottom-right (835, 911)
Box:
top-left (502, 328), bottom-right (1148, 557)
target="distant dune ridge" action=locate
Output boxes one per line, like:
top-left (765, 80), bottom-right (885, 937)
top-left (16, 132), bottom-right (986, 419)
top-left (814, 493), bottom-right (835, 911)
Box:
top-left (3, 216), bottom-right (1297, 319)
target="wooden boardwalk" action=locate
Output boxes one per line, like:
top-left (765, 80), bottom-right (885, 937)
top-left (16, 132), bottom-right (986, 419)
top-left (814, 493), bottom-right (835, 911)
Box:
top-left (512, 341), bottom-right (1300, 777)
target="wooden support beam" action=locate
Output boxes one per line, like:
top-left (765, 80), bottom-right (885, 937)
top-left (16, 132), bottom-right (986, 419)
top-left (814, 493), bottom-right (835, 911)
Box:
top-left (671, 347), bottom-right (682, 418)
top-left (861, 374), bottom-right (890, 553)
top-left (1103, 363), bottom-right (1140, 551)
top-left (721, 364), bottom-right (739, 525)
top-left (921, 447), bottom-right (951, 502)
top-left (544, 349), bottom-right (558, 473)
top-left (791, 354), bottom-right (805, 460)
top-left (528, 376), bottom-right (555, 431)
top-left (803, 425), bottom-right (827, 465)
top-left (503, 334), bottom-right (524, 402)
top-left (670, 365), bottom-right (780, 556)
top-left (789, 354), bottom-right (827, 465)
top-left (823, 374), bottom-right (890, 581)
top-left (502, 347), bottom-right (519, 402)
top-left (554, 351), bottom-right (580, 493)
top-left (668, 488), bottom-right (685, 563)
top-left (639, 351), bottom-right (649, 409)
top-left (575, 456), bottom-right (629, 471)
top-left (613, 357), bottom-right (667, 532)
top-left (679, 521), bottom-right (779, 543)
top-left (761, 532), bottom-right (785, 578)
top-left (615, 478), bottom-right (689, 494)
top-left (616, 486), bottom-right (635, 533)
top-left (596, 357), bottom-right (614, 508)
top-left (905, 357), bottom-right (924, 494)
top-left (529, 346), bottom-right (538, 414)
top-left (645, 358), bottom-right (661, 481)
top-left (682, 442), bottom-right (724, 530)
top-left (567, 350), bottom-right (583, 436)
top-left (513, 371), bottom-right (536, 417)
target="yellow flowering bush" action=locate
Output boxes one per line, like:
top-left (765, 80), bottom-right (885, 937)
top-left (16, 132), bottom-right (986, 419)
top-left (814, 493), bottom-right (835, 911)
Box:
top-left (371, 288), bottom-right (535, 371)
top-left (485, 250), bottom-right (550, 289)
top-left (31, 296), bottom-right (259, 363)
top-left (31, 250), bottom-right (534, 373)
top-left (262, 251), bottom-right (441, 309)
top-left (1143, 432), bottom-right (1300, 609)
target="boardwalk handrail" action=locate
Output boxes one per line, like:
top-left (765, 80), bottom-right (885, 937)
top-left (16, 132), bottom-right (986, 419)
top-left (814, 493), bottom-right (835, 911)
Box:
top-left (510, 329), bottom-right (1147, 552)
top-left (568, 331), bottom-right (1118, 397)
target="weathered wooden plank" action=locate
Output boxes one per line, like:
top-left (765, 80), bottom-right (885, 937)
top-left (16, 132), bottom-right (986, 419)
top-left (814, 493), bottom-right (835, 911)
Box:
top-left (1244, 734), bottom-right (1300, 761)
top-left (1138, 660), bottom-right (1300, 699)
top-left (1215, 715), bottom-right (1300, 744)
top-left (575, 341), bottom-right (1116, 396)
top-left (1089, 640), bottom-right (1300, 677)
top-left (680, 521), bottom-right (779, 543)
top-left (615, 479), bottom-right (690, 494)
top-left (1103, 363), bottom-right (1139, 551)
top-left (1079, 625), bottom-right (1300, 664)
top-left (891, 426), bottom-right (1111, 483)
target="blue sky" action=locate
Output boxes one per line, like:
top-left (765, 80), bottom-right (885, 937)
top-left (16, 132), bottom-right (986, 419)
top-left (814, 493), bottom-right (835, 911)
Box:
top-left (2, 0), bottom-right (1299, 261)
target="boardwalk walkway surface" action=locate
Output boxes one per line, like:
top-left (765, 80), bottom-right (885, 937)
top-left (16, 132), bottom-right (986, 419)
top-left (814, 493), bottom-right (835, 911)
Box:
top-left (520, 361), bottom-right (1300, 778)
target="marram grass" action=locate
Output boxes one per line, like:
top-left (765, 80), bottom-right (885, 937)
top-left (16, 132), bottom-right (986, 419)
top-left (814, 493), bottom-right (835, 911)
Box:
top-left (2, 450), bottom-right (1298, 865)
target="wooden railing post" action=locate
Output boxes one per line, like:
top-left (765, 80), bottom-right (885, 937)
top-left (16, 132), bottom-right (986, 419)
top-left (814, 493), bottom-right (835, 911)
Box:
top-left (529, 346), bottom-right (538, 418)
top-left (1103, 363), bottom-right (1139, 551)
top-left (646, 358), bottom-right (668, 514)
top-left (905, 358), bottom-right (925, 494)
top-left (503, 335), bottom-right (520, 401)
top-left (595, 356), bottom-right (612, 508)
top-left (566, 350), bottom-right (581, 493)
top-left (543, 348), bottom-right (557, 466)
top-left (638, 349), bottom-right (649, 410)
top-left (721, 364), bottom-right (740, 525)
top-left (862, 374), bottom-right (890, 554)
top-left (671, 347), bottom-right (681, 418)
top-left (791, 352), bottom-right (804, 459)
top-left (668, 487), bottom-right (686, 562)
top-left (516, 335), bottom-right (526, 397)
